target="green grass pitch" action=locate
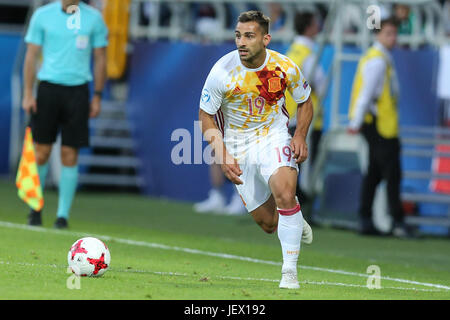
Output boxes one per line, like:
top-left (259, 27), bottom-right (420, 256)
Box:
top-left (0, 179), bottom-right (449, 300)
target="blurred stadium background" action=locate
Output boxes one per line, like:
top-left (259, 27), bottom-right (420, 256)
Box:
top-left (0, 0), bottom-right (450, 238)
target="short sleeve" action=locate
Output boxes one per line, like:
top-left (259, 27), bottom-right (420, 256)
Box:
top-left (25, 10), bottom-right (44, 46)
top-left (199, 67), bottom-right (224, 115)
top-left (92, 13), bottom-right (108, 48)
top-left (286, 64), bottom-right (311, 104)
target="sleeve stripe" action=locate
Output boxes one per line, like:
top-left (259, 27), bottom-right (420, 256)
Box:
top-left (281, 104), bottom-right (290, 119)
top-left (216, 109), bottom-right (225, 137)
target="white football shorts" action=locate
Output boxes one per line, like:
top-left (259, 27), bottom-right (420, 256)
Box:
top-left (234, 132), bottom-right (299, 213)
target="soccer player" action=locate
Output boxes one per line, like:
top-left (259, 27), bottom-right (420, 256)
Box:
top-left (198, 11), bottom-right (314, 289)
top-left (22, 0), bottom-right (108, 229)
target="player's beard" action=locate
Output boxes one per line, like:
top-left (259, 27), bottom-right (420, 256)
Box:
top-left (239, 46), bottom-right (265, 66)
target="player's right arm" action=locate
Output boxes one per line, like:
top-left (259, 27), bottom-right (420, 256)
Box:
top-left (22, 43), bottom-right (41, 115)
top-left (198, 109), bottom-right (243, 185)
top-left (199, 63), bottom-right (242, 185)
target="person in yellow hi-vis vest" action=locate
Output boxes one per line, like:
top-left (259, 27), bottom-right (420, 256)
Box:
top-left (286, 11), bottom-right (326, 163)
top-left (285, 11), bottom-right (327, 211)
top-left (348, 17), bottom-right (412, 238)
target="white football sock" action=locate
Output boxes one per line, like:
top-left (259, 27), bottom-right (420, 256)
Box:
top-left (277, 203), bottom-right (303, 271)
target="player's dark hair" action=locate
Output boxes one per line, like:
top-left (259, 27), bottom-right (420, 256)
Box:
top-left (374, 16), bottom-right (399, 34)
top-left (294, 11), bottom-right (314, 35)
top-left (237, 10), bottom-right (270, 35)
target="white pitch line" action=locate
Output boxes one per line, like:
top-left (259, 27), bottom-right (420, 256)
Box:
top-left (0, 260), bottom-right (443, 293)
top-left (1, 220), bottom-right (449, 291)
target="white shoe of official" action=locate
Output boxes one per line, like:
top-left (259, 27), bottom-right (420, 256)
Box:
top-left (224, 192), bottom-right (246, 215)
top-left (279, 268), bottom-right (300, 289)
top-left (302, 218), bottom-right (313, 244)
top-left (193, 189), bottom-right (226, 213)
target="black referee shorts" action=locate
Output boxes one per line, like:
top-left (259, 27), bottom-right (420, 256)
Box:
top-left (30, 81), bottom-right (90, 148)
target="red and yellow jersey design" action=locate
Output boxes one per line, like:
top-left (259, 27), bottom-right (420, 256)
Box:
top-left (200, 49), bottom-right (311, 157)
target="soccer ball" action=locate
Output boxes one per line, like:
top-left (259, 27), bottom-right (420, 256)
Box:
top-left (67, 237), bottom-right (111, 277)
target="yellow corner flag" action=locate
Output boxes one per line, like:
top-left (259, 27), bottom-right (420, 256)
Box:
top-left (16, 127), bottom-right (44, 211)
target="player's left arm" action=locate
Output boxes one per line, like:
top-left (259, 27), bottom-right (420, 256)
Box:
top-left (286, 62), bottom-right (314, 164)
top-left (291, 96), bottom-right (313, 164)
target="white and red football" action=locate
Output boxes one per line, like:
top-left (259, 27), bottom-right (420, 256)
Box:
top-left (67, 237), bottom-right (111, 277)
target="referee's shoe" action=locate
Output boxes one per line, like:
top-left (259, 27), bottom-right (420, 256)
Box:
top-left (54, 217), bottom-right (68, 229)
top-left (28, 209), bottom-right (42, 226)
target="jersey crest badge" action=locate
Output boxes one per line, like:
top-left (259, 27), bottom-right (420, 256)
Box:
top-left (268, 77), bottom-right (282, 93)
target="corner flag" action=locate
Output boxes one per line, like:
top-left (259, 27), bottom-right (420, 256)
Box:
top-left (16, 127), bottom-right (44, 211)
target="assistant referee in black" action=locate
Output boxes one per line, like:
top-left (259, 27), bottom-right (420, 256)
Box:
top-left (22, 0), bottom-right (108, 228)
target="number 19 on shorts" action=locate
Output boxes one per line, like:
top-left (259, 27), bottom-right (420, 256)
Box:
top-left (275, 146), bottom-right (292, 163)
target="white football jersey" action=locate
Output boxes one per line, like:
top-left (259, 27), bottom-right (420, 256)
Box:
top-left (200, 49), bottom-right (311, 159)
